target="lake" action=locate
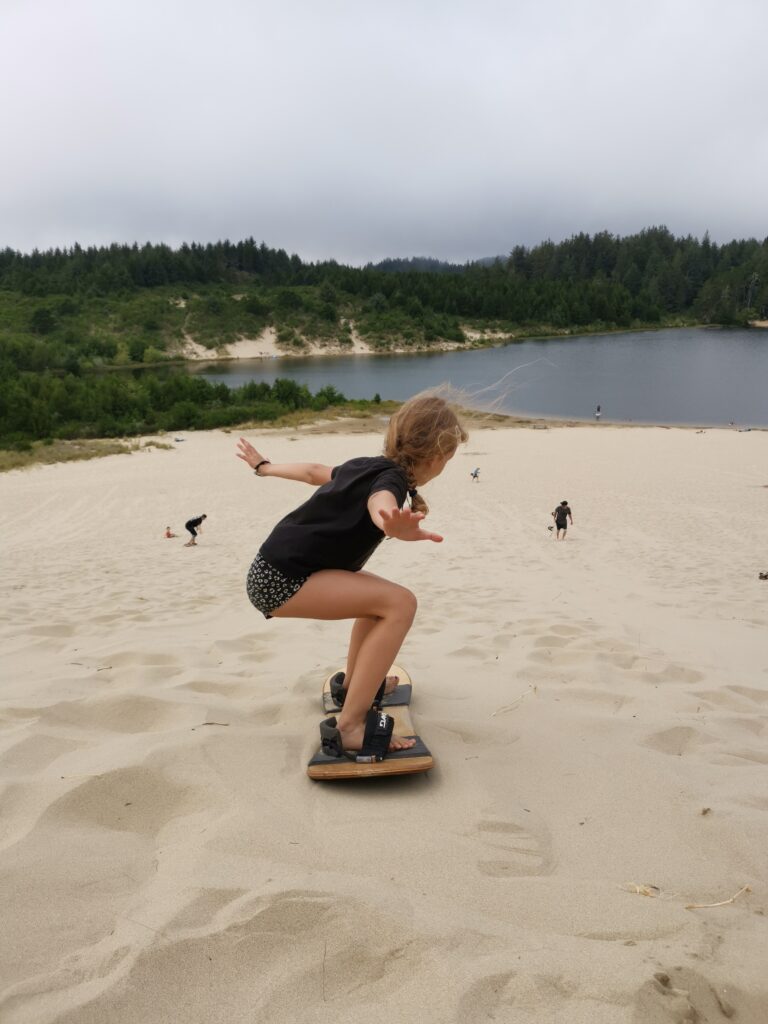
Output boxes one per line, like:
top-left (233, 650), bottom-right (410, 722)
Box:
top-left (188, 327), bottom-right (768, 427)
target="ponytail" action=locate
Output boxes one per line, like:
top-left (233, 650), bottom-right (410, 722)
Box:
top-left (408, 486), bottom-right (428, 516)
top-left (383, 391), bottom-right (468, 517)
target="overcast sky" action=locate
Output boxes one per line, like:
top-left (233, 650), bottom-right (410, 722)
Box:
top-left (1, 0), bottom-right (766, 265)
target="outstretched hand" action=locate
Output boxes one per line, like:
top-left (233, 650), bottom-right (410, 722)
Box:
top-left (236, 437), bottom-right (265, 471)
top-left (380, 507), bottom-right (443, 543)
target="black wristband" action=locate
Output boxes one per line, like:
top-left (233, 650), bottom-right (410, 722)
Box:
top-left (254, 460), bottom-right (271, 476)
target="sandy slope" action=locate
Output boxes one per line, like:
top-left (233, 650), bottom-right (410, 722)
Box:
top-left (1, 423), bottom-right (767, 1023)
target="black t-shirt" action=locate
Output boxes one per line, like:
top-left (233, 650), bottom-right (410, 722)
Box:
top-left (259, 456), bottom-right (409, 578)
top-left (554, 505), bottom-right (571, 526)
top-left (187, 515), bottom-right (205, 528)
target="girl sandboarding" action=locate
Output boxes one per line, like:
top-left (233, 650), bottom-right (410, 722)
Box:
top-left (237, 392), bottom-right (467, 764)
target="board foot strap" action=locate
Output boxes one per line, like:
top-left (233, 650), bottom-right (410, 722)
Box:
top-left (329, 672), bottom-right (386, 710)
top-left (319, 710), bottom-right (394, 764)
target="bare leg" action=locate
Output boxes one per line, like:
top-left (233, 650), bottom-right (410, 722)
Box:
top-left (345, 580), bottom-right (400, 695)
top-left (273, 570), bottom-right (417, 751)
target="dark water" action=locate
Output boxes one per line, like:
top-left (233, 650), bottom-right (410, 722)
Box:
top-left (188, 327), bottom-right (768, 426)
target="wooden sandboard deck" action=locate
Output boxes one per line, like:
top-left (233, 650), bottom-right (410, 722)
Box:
top-left (308, 681), bottom-right (433, 781)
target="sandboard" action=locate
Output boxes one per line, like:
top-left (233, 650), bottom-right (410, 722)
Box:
top-left (308, 668), bottom-right (432, 781)
top-left (321, 663), bottom-right (412, 714)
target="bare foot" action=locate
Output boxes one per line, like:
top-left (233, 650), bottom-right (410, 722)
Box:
top-left (338, 720), bottom-right (416, 752)
top-left (383, 673), bottom-right (399, 695)
top-left (338, 673), bottom-right (399, 700)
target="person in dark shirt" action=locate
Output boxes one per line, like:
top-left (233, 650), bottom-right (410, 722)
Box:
top-left (237, 393), bottom-right (468, 759)
top-left (551, 500), bottom-right (573, 540)
top-left (184, 514), bottom-right (207, 547)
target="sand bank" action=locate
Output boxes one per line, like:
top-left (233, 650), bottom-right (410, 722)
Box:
top-left (180, 325), bottom-right (472, 361)
top-left (1, 424), bottom-right (767, 1022)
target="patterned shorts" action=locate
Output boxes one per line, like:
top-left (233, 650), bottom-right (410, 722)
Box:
top-left (246, 553), bottom-right (308, 619)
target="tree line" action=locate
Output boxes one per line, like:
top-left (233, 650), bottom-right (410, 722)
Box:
top-left (2, 226), bottom-right (766, 324)
top-left (1, 226), bottom-right (765, 449)
top-left (0, 371), bottom-right (365, 448)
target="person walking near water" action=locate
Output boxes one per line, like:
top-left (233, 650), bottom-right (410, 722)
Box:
top-left (595, 405), bottom-right (601, 422)
top-left (552, 500), bottom-right (573, 540)
top-left (184, 514), bottom-right (207, 547)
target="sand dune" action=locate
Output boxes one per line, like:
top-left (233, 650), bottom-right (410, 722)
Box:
top-left (1, 423), bottom-right (767, 1023)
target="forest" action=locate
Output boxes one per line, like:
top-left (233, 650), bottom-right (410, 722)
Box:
top-left (1, 226), bottom-right (766, 447)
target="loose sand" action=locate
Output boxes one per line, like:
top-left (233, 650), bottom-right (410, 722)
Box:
top-left (1, 423), bottom-right (767, 1023)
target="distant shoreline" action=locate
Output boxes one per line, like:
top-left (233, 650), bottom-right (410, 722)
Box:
top-left (117, 319), bottom-right (731, 372)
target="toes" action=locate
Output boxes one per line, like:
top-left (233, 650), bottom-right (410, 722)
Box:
top-left (391, 737), bottom-right (416, 751)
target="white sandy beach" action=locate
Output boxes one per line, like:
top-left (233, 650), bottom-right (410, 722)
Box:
top-left (1, 422), bottom-right (767, 1023)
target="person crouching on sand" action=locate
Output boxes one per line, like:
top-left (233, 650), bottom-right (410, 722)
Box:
top-left (184, 514), bottom-right (207, 546)
top-left (237, 392), bottom-right (467, 761)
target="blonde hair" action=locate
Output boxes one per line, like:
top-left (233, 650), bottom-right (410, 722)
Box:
top-left (383, 391), bottom-right (468, 515)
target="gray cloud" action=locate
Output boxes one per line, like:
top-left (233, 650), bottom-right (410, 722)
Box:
top-left (1, 0), bottom-right (766, 263)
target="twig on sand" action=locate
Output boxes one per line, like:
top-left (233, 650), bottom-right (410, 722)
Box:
top-left (492, 685), bottom-right (537, 716)
top-left (622, 882), bottom-right (751, 910)
top-left (622, 883), bottom-right (670, 899)
top-left (685, 884), bottom-right (751, 910)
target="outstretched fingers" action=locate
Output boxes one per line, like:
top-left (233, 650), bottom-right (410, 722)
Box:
top-left (236, 437), bottom-right (265, 469)
top-left (380, 507), bottom-right (443, 543)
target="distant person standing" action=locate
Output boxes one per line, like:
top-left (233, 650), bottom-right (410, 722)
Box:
top-left (470, 467), bottom-right (480, 482)
top-left (551, 500), bottom-right (573, 540)
top-left (184, 513), bottom-right (207, 547)
top-left (595, 405), bottom-right (601, 422)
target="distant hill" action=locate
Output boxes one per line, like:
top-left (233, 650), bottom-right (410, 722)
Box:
top-left (365, 255), bottom-right (506, 274)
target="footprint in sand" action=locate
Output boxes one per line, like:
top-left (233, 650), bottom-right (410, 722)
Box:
top-left (48, 890), bottom-right (426, 1024)
top-left (0, 734), bottom-right (78, 776)
top-left (475, 817), bottom-right (554, 877)
top-left (457, 969), bottom-right (576, 1023)
top-left (32, 695), bottom-right (201, 735)
top-left (641, 663), bottom-right (704, 685)
top-left (43, 764), bottom-right (210, 835)
top-left (632, 966), bottom-right (758, 1023)
top-left (728, 685), bottom-right (768, 705)
top-left (642, 726), bottom-right (714, 757)
top-left (166, 888), bottom-right (250, 933)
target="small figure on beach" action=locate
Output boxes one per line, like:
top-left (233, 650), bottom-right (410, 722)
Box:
top-left (552, 499), bottom-right (573, 540)
top-left (237, 391), bottom-right (467, 760)
top-left (595, 405), bottom-right (601, 422)
top-left (470, 467), bottom-right (480, 482)
top-left (184, 514), bottom-right (207, 546)
top-left (164, 526), bottom-right (177, 539)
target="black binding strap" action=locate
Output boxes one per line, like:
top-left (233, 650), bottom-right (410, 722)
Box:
top-left (319, 709), bottom-right (394, 764)
top-left (330, 672), bottom-right (385, 710)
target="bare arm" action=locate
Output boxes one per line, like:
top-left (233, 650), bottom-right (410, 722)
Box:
top-left (236, 437), bottom-right (332, 486)
top-left (368, 490), bottom-right (444, 543)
